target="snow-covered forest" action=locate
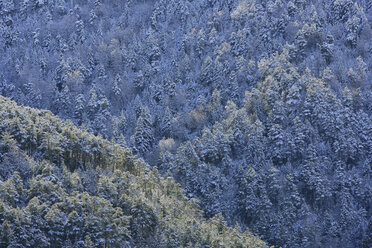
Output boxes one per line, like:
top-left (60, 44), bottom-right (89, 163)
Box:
top-left (0, 0), bottom-right (371, 247)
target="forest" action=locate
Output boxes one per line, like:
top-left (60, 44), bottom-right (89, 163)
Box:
top-left (0, 0), bottom-right (371, 247)
top-left (0, 95), bottom-right (267, 247)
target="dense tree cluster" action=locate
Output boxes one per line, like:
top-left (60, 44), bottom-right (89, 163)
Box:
top-left (159, 50), bottom-right (372, 248)
top-left (0, 96), bottom-right (267, 248)
top-left (0, 0), bottom-right (371, 247)
top-left (1, 0), bottom-right (371, 160)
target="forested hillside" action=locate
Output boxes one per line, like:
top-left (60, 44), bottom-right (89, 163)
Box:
top-left (159, 50), bottom-right (372, 247)
top-left (0, 0), bottom-right (371, 247)
top-left (0, 96), bottom-right (267, 247)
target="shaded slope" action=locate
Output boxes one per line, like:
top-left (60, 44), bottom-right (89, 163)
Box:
top-left (159, 50), bottom-right (372, 248)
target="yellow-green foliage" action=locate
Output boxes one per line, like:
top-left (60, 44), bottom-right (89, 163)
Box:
top-left (0, 96), bottom-right (137, 172)
top-left (0, 96), bottom-right (268, 247)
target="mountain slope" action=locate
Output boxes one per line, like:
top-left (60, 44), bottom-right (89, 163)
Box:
top-left (1, 0), bottom-right (371, 163)
top-left (159, 50), bottom-right (372, 248)
top-left (1, 0), bottom-right (372, 247)
top-left (0, 95), bottom-right (267, 248)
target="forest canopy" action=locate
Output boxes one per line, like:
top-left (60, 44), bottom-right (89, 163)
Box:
top-left (0, 0), bottom-right (371, 247)
top-left (0, 95), bottom-right (267, 247)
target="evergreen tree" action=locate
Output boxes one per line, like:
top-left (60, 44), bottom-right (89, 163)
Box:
top-left (87, 88), bottom-right (99, 121)
top-left (74, 94), bottom-right (85, 126)
top-left (131, 107), bottom-right (154, 155)
top-left (0, 171), bottom-right (24, 207)
top-left (54, 85), bottom-right (71, 117)
top-left (161, 107), bottom-right (172, 138)
top-left (112, 74), bottom-right (122, 100)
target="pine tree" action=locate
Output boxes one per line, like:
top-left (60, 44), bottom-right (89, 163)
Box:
top-left (0, 171), bottom-right (24, 207)
top-left (208, 89), bottom-right (222, 122)
top-left (133, 95), bottom-right (143, 119)
top-left (161, 107), bottom-right (172, 138)
top-left (75, 20), bottom-right (85, 44)
top-left (200, 56), bottom-right (214, 86)
top-left (227, 71), bottom-right (239, 103)
top-left (320, 33), bottom-right (334, 64)
top-left (131, 107), bottom-right (154, 155)
top-left (286, 84), bottom-right (302, 115)
top-left (92, 113), bottom-right (109, 138)
top-left (54, 85), bottom-right (71, 117)
top-left (74, 94), bottom-right (85, 126)
top-left (268, 123), bottom-right (286, 165)
top-left (267, 166), bottom-right (281, 204)
top-left (87, 88), bottom-right (99, 121)
top-left (1, 131), bottom-right (18, 153)
top-left (112, 74), bottom-right (122, 99)
top-left (97, 64), bottom-right (107, 79)
top-left (23, 82), bottom-right (42, 108)
top-left (134, 70), bottom-right (145, 91)
top-left (165, 79), bottom-right (176, 99)
top-left (199, 127), bottom-right (219, 163)
top-left (0, 75), bottom-right (15, 98)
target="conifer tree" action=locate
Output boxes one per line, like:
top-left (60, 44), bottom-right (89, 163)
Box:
top-left (74, 94), bottom-right (85, 126)
top-left (131, 107), bottom-right (154, 155)
top-left (87, 88), bottom-right (99, 121)
top-left (161, 107), bottom-right (172, 138)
